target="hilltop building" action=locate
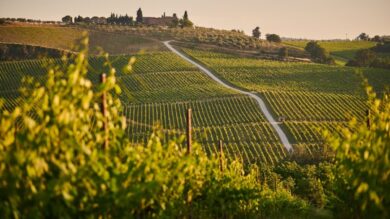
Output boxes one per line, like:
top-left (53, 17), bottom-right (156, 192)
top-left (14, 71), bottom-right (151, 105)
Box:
top-left (143, 13), bottom-right (176, 27)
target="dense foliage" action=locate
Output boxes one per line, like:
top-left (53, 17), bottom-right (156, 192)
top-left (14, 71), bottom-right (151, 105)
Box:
top-left (252, 26), bottom-right (261, 39)
top-left (372, 42), bottom-right (390, 53)
top-left (0, 37), bottom-right (389, 218)
top-left (305, 41), bottom-right (335, 64)
top-left (0, 38), bottom-right (309, 218)
top-left (346, 49), bottom-right (390, 70)
top-left (326, 80), bottom-right (390, 218)
top-left (266, 34), bottom-right (282, 43)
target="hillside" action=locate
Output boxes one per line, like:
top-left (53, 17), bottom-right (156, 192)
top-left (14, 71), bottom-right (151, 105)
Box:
top-left (1, 26), bottom-right (389, 218)
top-left (182, 48), bottom-right (390, 152)
top-left (0, 24), bottom-right (166, 54)
top-left (283, 40), bottom-right (377, 64)
top-left (1, 45), bottom-right (389, 164)
top-left (0, 24), bottom-right (308, 59)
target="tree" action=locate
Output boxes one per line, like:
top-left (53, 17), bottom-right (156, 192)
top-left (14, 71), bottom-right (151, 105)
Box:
top-left (371, 35), bottom-right (382, 42)
top-left (252, 27), bottom-right (261, 39)
top-left (61, 15), bottom-right (73, 24)
top-left (305, 41), bottom-right (334, 64)
top-left (278, 47), bottom-right (288, 59)
top-left (266, 34), bottom-right (282, 43)
top-left (180, 11), bottom-right (193, 28)
top-left (356, 49), bottom-right (377, 66)
top-left (357, 33), bottom-right (369, 41)
top-left (171, 13), bottom-right (179, 28)
top-left (136, 8), bottom-right (143, 24)
top-left (347, 49), bottom-right (377, 67)
top-left (74, 15), bottom-right (84, 23)
top-left (304, 41), bottom-right (319, 54)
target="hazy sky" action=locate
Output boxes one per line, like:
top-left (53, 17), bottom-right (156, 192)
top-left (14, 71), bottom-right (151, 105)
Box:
top-left (1, 0), bottom-right (389, 39)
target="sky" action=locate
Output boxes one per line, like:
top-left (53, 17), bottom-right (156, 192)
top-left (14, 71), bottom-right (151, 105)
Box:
top-left (1, 0), bottom-right (389, 39)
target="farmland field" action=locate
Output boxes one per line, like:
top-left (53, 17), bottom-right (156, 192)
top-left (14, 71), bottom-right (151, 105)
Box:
top-left (1, 45), bottom-right (389, 164)
top-left (0, 51), bottom-right (288, 164)
top-left (182, 48), bottom-right (390, 150)
top-left (0, 25), bottom-right (165, 54)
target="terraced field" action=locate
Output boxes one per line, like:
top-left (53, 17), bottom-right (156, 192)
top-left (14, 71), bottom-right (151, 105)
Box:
top-left (183, 48), bottom-right (390, 151)
top-left (0, 52), bottom-right (288, 164)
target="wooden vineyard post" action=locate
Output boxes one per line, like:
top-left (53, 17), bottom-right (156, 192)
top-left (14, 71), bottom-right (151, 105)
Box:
top-left (219, 140), bottom-right (224, 172)
top-left (101, 73), bottom-right (109, 149)
top-left (274, 175), bottom-right (277, 192)
top-left (14, 122), bottom-right (19, 148)
top-left (186, 108), bottom-right (192, 155)
top-left (366, 109), bottom-right (371, 129)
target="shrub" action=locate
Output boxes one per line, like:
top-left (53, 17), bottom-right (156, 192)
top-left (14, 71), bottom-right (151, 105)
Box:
top-left (252, 27), bottom-right (261, 39)
top-left (371, 57), bottom-right (390, 69)
top-left (266, 34), bottom-right (282, 43)
top-left (278, 47), bottom-right (288, 59)
top-left (305, 41), bottom-right (333, 64)
top-left (355, 49), bottom-right (377, 66)
top-left (372, 42), bottom-right (390, 53)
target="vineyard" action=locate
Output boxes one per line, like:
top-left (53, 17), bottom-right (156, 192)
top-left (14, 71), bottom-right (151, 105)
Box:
top-left (2, 46), bottom-right (389, 164)
top-left (0, 51), bottom-right (288, 164)
top-left (182, 48), bottom-right (390, 150)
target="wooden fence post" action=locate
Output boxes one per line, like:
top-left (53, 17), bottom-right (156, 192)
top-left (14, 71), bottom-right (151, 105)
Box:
top-left (101, 73), bottom-right (109, 149)
top-left (186, 108), bottom-right (192, 155)
top-left (366, 109), bottom-right (371, 129)
top-left (219, 140), bottom-right (224, 172)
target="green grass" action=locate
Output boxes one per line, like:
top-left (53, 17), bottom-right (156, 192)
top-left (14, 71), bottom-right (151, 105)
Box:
top-left (283, 40), bottom-right (377, 63)
top-left (183, 48), bottom-right (390, 148)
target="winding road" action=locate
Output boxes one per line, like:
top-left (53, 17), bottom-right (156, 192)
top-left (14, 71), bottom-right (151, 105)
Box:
top-left (163, 41), bottom-right (293, 151)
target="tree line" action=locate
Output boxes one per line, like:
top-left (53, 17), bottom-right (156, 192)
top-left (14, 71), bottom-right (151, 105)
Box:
top-left (356, 32), bottom-right (388, 42)
top-left (62, 8), bottom-right (193, 27)
top-left (0, 17), bottom-right (59, 24)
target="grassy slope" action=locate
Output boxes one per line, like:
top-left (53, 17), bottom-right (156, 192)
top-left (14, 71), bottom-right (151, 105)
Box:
top-left (283, 40), bottom-right (377, 64)
top-left (0, 25), bottom-right (165, 54)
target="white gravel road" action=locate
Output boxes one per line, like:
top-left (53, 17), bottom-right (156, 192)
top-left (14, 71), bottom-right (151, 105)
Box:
top-left (164, 41), bottom-right (293, 151)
